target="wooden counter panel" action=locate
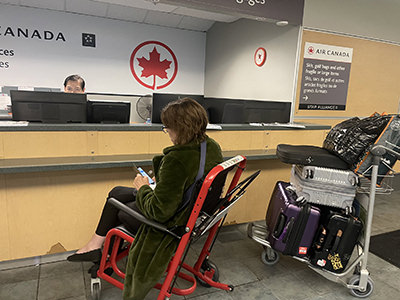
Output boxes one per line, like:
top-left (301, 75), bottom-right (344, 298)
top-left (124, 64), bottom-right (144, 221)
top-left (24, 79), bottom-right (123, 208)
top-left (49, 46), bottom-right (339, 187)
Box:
top-left (4, 168), bottom-right (133, 260)
top-left (97, 131), bottom-right (151, 155)
top-left (2, 132), bottom-right (89, 159)
top-left (224, 160), bottom-right (291, 225)
top-left (266, 130), bottom-right (326, 149)
top-left (0, 174), bottom-right (10, 260)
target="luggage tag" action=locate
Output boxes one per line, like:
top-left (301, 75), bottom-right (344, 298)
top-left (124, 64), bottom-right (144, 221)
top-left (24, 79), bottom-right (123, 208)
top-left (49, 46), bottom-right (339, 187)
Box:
top-left (327, 252), bottom-right (343, 270)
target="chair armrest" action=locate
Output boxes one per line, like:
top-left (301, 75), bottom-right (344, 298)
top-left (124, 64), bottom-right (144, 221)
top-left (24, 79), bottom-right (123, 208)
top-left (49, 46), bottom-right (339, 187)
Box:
top-left (107, 197), bottom-right (181, 239)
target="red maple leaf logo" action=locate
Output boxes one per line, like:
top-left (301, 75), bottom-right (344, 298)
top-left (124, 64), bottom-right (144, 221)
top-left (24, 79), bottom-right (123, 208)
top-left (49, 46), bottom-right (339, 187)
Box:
top-left (137, 47), bottom-right (171, 90)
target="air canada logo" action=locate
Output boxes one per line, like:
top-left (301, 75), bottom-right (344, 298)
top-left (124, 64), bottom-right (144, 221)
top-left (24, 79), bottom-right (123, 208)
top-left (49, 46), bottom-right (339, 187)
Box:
top-left (307, 46), bottom-right (314, 55)
top-left (130, 41), bottom-right (178, 90)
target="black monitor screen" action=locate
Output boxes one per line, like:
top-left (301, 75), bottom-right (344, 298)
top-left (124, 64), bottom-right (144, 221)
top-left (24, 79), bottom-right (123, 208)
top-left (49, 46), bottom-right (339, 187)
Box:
top-left (151, 93), bottom-right (204, 123)
top-left (10, 90), bottom-right (87, 123)
top-left (204, 97), bottom-right (291, 124)
top-left (87, 101), bottom-right (131, 124)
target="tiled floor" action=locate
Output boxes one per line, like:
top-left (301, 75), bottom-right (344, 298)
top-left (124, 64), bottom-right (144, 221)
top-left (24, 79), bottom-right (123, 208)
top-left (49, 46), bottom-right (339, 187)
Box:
top-left (1, 185), bottom-right (400, 300)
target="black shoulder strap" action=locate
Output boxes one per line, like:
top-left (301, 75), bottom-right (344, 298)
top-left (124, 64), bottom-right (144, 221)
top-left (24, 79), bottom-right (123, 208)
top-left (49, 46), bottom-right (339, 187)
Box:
top-left (177, 140), bottom-right (207, 213)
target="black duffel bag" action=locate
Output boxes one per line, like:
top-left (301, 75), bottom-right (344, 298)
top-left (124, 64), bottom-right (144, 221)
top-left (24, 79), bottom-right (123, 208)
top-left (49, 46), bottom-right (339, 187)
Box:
top-left (323, 114), bottom-right (391, 166)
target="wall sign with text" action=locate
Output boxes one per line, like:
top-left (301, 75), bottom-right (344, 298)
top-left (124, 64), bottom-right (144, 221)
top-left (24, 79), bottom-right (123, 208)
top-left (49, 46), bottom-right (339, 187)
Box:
top-left (299, 42), bottom-right (353, 110)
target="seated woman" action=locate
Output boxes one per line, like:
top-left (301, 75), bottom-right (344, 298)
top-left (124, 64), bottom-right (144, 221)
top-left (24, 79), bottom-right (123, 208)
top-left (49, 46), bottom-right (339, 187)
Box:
top-left (67, 97), bottom-right (223, 300)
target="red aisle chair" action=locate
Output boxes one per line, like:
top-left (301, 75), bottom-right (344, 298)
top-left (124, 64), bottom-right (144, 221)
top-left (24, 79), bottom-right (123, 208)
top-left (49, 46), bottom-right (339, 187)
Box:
top-left (90, 155), bottom-right (260, 300)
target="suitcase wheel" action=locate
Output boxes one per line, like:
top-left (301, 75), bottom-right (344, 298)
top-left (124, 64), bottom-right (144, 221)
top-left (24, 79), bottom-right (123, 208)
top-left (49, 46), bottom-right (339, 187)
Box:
top-left (348, 274), bottom-right (374, 298)
top-left (261, 247), bottom-right (279, 266)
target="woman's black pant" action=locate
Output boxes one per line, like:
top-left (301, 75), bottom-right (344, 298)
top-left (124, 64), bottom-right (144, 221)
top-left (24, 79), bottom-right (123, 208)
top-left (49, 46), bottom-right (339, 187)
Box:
top-left (95, 186), bottom-right (143, 236)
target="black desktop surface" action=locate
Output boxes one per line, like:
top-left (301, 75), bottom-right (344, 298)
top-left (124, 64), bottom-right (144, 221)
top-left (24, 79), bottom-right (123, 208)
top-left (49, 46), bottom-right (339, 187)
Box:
top-left (151, 93), bottom-right (204, 123)
top-left (87, 100), bottom-right (131, 124)
top-left (10, 90), bottom-right (87, 123)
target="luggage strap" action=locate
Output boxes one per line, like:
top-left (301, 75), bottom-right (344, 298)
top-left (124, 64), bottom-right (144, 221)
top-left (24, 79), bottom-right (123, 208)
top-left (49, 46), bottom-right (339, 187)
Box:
top-left (176, 140), bottom-right (207, 213)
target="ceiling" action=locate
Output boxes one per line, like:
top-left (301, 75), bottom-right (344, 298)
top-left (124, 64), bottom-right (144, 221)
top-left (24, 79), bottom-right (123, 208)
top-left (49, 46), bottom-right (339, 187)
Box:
top-left (0, 0), bottom-right (243, 32)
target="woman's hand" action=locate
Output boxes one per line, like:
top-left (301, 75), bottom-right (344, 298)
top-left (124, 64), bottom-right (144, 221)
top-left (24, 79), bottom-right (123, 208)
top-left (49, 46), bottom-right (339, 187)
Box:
top-left (133, 173), bottom-right (150, 190)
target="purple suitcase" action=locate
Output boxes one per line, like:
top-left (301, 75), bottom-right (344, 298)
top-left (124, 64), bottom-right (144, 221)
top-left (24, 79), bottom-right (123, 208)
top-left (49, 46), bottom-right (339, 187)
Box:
top-left (266, 181), bottom-right (321, 257)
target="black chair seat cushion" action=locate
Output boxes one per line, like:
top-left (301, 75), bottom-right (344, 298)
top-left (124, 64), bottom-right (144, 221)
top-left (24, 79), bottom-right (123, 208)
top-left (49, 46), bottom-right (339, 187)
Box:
top-left (277, 144), bottom-right (349, 170)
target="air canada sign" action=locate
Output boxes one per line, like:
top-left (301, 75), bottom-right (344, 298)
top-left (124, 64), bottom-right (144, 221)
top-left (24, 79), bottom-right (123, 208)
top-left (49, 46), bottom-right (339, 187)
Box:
top-left (0, 25), bottom-right (66, 42)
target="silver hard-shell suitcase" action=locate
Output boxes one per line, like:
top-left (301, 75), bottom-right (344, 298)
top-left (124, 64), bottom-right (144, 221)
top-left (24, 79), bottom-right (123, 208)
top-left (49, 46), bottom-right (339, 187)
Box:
top-left (294, 165), bottom-right (358, 187)
top-left (290, 165), bottom-right (358, 209)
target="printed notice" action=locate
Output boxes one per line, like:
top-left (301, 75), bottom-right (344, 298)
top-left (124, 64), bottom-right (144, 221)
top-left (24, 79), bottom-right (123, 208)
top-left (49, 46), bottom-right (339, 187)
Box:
top-left (299, 42), bottom-right (353, 110)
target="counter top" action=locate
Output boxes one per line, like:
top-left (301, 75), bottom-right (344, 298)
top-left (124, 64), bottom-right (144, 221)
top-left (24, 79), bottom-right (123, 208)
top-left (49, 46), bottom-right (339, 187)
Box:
top-left (0, 122), bottom-right (330, 132)
top-left (0, 149), bottom-right (277, 173)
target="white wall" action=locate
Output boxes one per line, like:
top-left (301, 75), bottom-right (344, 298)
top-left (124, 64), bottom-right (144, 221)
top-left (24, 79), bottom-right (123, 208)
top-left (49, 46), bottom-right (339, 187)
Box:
top-left (204, 19), bottom-right (300, 102)
top-left (0, 4), bottom-right (206, 95)
top-left (304, 0), bottom-right (400, 43)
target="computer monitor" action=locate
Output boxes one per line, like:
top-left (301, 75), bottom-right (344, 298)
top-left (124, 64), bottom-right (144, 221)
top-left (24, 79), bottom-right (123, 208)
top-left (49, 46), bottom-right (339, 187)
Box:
top-left (203, 97), bottom-right (291, 124)
top-left (244, 101), bottom-right (291, 123)
top-left (151, 93), bottom-right (204, 123)
top-left (87, 100), bottom-right (131, 124)
top-left (10, 90), bottom-right (87, 123)
top-left (203, 98), bottom-right (244, 124)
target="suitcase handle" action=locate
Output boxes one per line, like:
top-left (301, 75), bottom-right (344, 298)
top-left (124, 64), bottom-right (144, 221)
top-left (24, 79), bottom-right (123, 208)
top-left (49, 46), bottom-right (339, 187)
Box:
top-left (273, 213), bottom-right (286, 239)
top-left (282, 217), bottom-right (295, 243)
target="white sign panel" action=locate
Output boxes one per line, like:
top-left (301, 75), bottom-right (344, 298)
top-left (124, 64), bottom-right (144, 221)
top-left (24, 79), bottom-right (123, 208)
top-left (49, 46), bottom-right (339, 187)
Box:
top-left (0, 4), bottom-right (206, 95)
top-left (303, 42), bottom-right (353, 63)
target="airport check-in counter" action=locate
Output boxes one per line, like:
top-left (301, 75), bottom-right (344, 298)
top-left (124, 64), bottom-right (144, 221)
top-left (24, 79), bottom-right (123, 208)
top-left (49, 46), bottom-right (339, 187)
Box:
top-left (0, 123), bottom-right (330, 261)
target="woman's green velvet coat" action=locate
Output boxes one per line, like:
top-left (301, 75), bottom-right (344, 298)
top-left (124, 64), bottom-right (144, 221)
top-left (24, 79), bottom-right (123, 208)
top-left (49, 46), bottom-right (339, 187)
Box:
top-left (123, 136), bottom-right (223, 300)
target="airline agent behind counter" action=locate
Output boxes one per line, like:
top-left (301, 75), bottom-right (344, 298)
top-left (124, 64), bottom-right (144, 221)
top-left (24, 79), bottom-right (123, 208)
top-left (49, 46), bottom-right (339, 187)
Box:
top-left (63, 74), bottom-right (85, 93)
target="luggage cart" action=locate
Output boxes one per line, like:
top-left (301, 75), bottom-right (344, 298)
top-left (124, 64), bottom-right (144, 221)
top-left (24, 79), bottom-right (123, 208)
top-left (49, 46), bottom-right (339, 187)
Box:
top-left (248, 144), bottom-right (398, 298)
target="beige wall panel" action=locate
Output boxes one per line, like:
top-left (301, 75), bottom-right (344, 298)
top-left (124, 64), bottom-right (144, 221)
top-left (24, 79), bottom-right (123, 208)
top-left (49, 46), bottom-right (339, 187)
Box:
top-left (267, 130), bottom-right (326, 149)
top-left (97, 131), bottom-right (149, 155)
top-left (86, 131), bottom-right (99, 155)
top-left (4, 168), bottom-right (133, 260)
top-left (225, 160), bottom-right (291, 224)
top-left (207, 131), bottom-right (254, 151)
top-left (249, 131), bottom-right (269, 150)
top-left (2, 132), bottom-right (88, 159)
top-left (148, 132), bottom-right (173, 153)
top-left (0, 132), bottom-right (4, 158)
top-left (0, 174), bottom-right (10, 260)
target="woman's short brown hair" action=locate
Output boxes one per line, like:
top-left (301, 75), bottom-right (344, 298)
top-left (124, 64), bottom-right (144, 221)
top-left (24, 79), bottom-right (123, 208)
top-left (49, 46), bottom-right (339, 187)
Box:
top-left (161, 97), bottom-right (208, 145)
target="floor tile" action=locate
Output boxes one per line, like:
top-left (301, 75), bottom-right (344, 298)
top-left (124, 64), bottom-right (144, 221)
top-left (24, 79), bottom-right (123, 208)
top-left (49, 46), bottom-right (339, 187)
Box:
top-left (40, 260), bottom-right (82, 279)
top-left (0, 279), bottom-right (37, 300)
top-left (261, 273), bottom-right (317, 300)
top-left (0, 265), bottom-right (39, 284)
top-left (241, 256), bottom-right (287, 280)
top-left (217, 259), bottom-right (258, 287)
top-left (230, 281), bottom-right (278, 300)
top-left (38, 271), bottom-right (86, 300)
top-left (188, 290), bottom-right (234, 300)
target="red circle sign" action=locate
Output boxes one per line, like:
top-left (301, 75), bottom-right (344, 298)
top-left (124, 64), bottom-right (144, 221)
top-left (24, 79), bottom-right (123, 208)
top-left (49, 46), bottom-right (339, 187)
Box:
top-left (254, 47), bottom-right (267, 67)
top-left (130, 41), bottom-right (178, 90)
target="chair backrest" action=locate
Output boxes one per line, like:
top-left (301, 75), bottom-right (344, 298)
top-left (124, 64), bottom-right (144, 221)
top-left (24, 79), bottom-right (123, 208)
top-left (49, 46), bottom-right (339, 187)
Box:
top-left (185, 155), bottom-right (259, 239)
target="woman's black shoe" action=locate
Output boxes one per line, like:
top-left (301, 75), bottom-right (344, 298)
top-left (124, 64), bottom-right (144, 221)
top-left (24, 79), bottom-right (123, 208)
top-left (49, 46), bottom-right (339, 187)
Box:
top-left (67, 249), bottom-right (102, 262)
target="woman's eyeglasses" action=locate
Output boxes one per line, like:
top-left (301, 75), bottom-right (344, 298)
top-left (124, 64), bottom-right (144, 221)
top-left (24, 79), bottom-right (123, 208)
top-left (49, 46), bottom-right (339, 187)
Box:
top-left (162, 125), bottom-right (168, 134)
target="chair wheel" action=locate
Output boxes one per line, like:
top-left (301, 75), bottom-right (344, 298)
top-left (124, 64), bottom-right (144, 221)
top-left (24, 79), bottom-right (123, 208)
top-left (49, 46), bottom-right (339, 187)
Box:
top-left (195, 259), bottom-right (219, 287)
top-left (91, 278), bottom-right (101, 300)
